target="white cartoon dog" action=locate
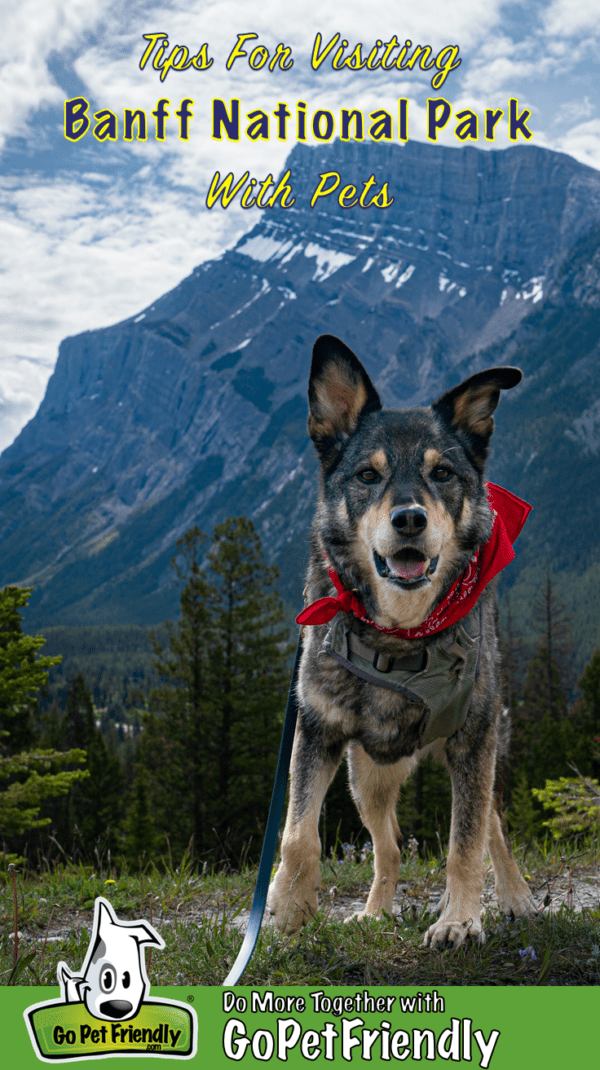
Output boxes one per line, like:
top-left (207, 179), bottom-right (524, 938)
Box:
top-left (57, 897), bottom-right (164, 1021)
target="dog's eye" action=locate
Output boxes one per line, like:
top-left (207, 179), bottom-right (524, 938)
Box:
top-left (431, 466), bottom-right (453, 483)
top-left (99, 965), bottom-right (116, 993)
top-left (122, 971), bottom-right (131, 989)
top-left (357, 468), bottom-right (380, 484)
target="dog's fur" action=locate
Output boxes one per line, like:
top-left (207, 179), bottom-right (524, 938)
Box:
top-left (267, 334), bottom-right (537, 949)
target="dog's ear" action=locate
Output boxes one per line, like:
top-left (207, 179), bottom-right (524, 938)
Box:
top-left (432, 366), bottom-right (522, 466)
top-left (308, 335), bottom-right (381, 461)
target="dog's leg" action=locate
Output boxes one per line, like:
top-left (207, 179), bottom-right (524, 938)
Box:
top-left (267, 709), bottom-right (343, 934)
top-left (345, 743), bottom-right (414, 921)
top-left (423, 725), bottom-right (497, 949)
top-left (488, 804), bottom-right (539, 918)
top-left (487, 705), bottom-right (538, 918)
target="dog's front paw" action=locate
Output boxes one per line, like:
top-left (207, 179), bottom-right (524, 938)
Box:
top-left (267, 864), bottom-right (319, 934)
top-left (496, 880), bottom-right (539, 920)
top-left (423, 914), bottom-right (485, 950)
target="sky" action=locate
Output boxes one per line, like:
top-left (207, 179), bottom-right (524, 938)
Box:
top-left (2, 0), bottom-right (600, 453)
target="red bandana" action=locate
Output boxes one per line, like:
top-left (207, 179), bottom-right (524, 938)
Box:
top-left (296, 483), bottom-right (531, 639)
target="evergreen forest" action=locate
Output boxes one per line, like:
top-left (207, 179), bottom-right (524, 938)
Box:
top-left (2, 517), bottom-right (600, 876)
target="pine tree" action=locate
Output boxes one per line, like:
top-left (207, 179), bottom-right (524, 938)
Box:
top-left (508, 572), bottom-right (574, 838)
top-left (0, 587), bottom-right (88, 864)
top-left (207, 516), bottom-right (292, 862)
top-left (520, 644), bottom-right (568, 726)
top-left (0, 586), bottom-right (61, 751)
top-left (500, 595), bottom-right (527, 709)
top-left (579, 651), bottom-right (600, 778)
top-left (531, 567), bottom-right (574, 718)
top-left (44, 672), bottom-right (124, 860)
top-left (124, 767), bottom-right (155, 868)
top-left (62, 672), bottom-right (95, 749)
top-left (76, 729), bottom-right (123, 854)
top-left (509, 643), bottom-right (571, 828)
top-left (580, 649), bottom-right (600, 725)
top-left (548, 649), bottom-right (600, 781)
top-left (140, 518), bottom-right (291, 868)
top-left (140, 526), bottom-right (215, 861)
top-left (510, 650), bottom-right (600, 842)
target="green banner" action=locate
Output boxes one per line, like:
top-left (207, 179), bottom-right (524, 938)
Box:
top-left (4, 986), bottom-right (597, 1067)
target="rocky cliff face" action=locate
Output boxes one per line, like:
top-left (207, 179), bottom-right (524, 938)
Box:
top-left (2, 140), bottom-right (600, 632)
top-left (459, 221), bottom-right (600, 641)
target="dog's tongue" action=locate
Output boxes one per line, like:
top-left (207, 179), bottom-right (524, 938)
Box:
top-left (386, 556), bottom-right (427, 580)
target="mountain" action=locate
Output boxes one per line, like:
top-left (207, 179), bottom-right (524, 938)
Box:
top-left (2, 139), bottom-right (600, 656)
top-left (455, 221), bottom-right (600, 655)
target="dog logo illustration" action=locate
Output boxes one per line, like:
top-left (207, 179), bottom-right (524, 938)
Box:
top-left (24, 897), bottom-right (197, 1062)
top-left (57, 897), bottom-right (164, 1022)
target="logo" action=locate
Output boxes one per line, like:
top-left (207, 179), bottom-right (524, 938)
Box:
top-left (24, 897), bottom-right (197, 1062)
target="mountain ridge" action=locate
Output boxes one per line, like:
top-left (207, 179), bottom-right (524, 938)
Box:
top-left (2, 139), bottom-right (600, 653)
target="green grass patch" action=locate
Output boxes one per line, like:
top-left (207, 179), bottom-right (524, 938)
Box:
top-left (1, 839), bottom-right (599, 987)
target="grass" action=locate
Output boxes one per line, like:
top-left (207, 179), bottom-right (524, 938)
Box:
top-left (1, 837), bottom-right (599, 987)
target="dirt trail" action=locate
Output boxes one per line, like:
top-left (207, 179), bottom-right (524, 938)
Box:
top-left (228, 865), bottom-right (600, 932)
top-left (16, 865), bottom-right (598, 950)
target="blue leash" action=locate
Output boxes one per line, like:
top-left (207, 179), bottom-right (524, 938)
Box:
top-left (222, 636), bottom-right (302, 986)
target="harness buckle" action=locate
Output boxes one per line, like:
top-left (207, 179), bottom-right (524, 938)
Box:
top-left (372, 650), bottom-right (393, 673)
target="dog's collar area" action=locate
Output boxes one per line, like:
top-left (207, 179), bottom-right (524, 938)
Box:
top-left (296, 482), bottom-right (532, 639)
top-left (346, 630), bottom-right (427, 674)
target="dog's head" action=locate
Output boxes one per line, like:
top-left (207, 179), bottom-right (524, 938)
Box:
top-left (60, 898), bottom-right (164, 1021)
top-left (308, 334), bottom-right (521, 630)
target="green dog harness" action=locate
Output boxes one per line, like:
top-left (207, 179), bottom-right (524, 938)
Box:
top-left (323, 606), bottom-right (482, 745)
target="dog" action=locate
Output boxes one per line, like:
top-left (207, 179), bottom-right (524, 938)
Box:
top-left (267, 334), bottom-right (538, 949)
top-left (57, 897), bottom-right (164, 1020)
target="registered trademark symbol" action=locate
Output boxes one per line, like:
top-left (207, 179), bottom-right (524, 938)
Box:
top-left (187, 994), bottom-right (194, 1003)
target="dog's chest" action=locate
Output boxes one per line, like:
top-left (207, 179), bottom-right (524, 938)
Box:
top-left (299, 612), bottom-right (481, 764)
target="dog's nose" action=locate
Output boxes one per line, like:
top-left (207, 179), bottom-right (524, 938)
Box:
top-left (390, 505), bottom-right (428, 536)
top-left (100, 1000), bottom-right (133, 1019)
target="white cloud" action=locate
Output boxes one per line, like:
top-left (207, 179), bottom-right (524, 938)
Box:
top-left (0, 170), bottom-right (252, 386)
top-left (552, 119), bottom-right (600, 172)
top-left (0, 0), bottom-right (105, 149)
top-left (553, 97), bottom-right (595, 126)
top-left (2, 0), bottom-right (600, 455)
top-left (543, 1), bottom-right (600, 37)
top-left (0, 355), bottom-right (55, 454)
